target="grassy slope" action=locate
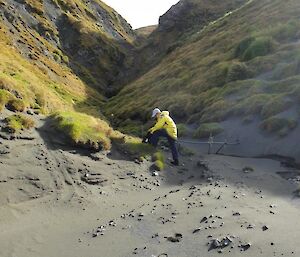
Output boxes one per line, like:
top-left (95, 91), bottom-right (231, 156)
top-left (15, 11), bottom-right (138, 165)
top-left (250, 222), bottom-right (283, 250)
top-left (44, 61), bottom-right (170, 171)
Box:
top-left (0, 22), bottom-right (105, 114)
top-left (0, 0), bottom-right (140, 115)
top-left (106, 0), bottom-right (300, 137)
top-left (125, 0), bottom-right (248, 89)
top-left (0, 0), bottom-right (136, 98)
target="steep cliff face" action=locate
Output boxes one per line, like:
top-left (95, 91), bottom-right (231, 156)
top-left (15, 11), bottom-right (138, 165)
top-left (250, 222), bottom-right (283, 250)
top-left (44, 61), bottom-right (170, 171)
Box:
top-left (158, 0), bottom-right (246, 33)
top-left (0, 0), bottom-right (136, 95)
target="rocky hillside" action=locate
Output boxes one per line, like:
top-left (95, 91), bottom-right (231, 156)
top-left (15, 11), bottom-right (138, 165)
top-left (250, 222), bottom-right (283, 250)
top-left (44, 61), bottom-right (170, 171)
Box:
top-left (0, 0), bottom-right (136, 102)
top-left (106, 0), bottom-right (300, 161)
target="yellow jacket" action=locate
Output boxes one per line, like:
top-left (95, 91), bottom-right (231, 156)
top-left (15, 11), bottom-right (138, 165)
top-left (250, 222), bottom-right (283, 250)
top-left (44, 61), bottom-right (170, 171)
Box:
top-left (149, 111), bottom-right (177, 139)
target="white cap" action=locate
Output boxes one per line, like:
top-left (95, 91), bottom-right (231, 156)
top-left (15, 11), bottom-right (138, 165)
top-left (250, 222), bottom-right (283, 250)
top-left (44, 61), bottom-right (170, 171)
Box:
top-left (151, 108), bottom-right (161, 118)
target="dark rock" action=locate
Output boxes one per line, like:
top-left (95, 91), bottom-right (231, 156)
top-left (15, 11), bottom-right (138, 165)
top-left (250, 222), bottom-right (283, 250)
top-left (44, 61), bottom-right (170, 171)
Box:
top-left (221, 237), bottom-right (233, 247)
top-left (209, 239), bottom-right (221, 250)
top-left (92, 232), bottom-right (99, 237)
top-left (247, 224), bottom-right (255, 229)
top-left (209, 236), bottom-right (233, 251)
top-left (169, 189), bottom-right (180, 194)
top-left (152, 233), bottom-right (159, 238)
top-left (89, 153), bottom-right (103, 161)
top-left (262, 225), bottom-right (269, 231)
top-left (243, 166), bottom-right (254, 173)
top-left (239, 243), bottom-right (251, 251)
top-left (200, 216), bottom-right (208, 223)
top-left (167, 233), bottom-right (182, 243)
top-left (0, 145), bottom-right (10, 155)
top-left (192, 227), bottom-right (202, 234)
top-left (109, 220), bottom-right (116, 226)
top-left (81, 173), bottom-right (108, 185)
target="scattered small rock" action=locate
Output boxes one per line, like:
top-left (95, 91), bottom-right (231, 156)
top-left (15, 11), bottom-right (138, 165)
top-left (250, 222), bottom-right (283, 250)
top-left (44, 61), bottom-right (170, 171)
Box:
top-left (247, 224), bottom-right (255, 229)
top-left (209, 237), bottom-right (233, 251)
top-left (192, 227), bottom-right (202, 234)
top-left (243, 166), bottom-right (254, 173)
top-left (167, 233), bottom-right (182, 243)
top-left (239, 243), bottom-right (251, 251)
top-left (200, 216), bottom-right (208, 223)
top-left (262, 225), bottom-right (269, 231)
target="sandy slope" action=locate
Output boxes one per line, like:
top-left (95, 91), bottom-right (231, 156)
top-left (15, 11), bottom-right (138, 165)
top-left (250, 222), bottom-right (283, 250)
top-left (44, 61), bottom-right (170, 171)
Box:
top-left (0, 114), bottom-right (300, 257)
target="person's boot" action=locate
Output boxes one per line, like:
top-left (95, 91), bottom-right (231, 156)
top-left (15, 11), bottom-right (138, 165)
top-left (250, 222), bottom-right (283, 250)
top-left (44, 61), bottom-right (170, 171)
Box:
top-left (171, 159), bottom-right (179, 166)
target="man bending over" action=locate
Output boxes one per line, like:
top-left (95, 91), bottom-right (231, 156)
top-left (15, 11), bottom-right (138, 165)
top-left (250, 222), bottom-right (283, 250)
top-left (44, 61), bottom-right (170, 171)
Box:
top-left (144, 108), bottom-right (179, 166)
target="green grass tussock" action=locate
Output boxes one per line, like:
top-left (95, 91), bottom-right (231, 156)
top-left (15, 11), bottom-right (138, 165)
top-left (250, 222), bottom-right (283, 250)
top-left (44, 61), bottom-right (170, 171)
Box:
top-left (260, 116), bottom-right (297, 137)
top-left (237, 36), bottom-right (276, 61)
top-left (0, 89), bottom-right (14, 111)
top-left (193, 123), bottom-right (224, 139)
top-left (266, 20), bottom-right (300, 43)
top-left (226, 62), bottom-right (251, 82)
top-left (260, 95), bottom-right (293, 118)
top-left (53, 111), bottom-right (112, 150)
top-left (5, 114), bottom-right (35, 133)
top-left (200, 100), bottom-right (231, 123)
top-left (234, 36), bottom-right (255, 58)
top-left (232, 94), bottom-right (273, 116)
top-left (52, 111), bottom-right (155, 156)
top-left (6, 99), bottom-right (27, 112)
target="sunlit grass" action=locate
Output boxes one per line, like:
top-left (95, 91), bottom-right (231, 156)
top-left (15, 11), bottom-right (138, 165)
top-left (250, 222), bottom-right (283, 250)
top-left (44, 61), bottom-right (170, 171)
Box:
top-left (53, 111), bottom-right (112, 150)
top-left (5, 114), bottom-right (35, 133)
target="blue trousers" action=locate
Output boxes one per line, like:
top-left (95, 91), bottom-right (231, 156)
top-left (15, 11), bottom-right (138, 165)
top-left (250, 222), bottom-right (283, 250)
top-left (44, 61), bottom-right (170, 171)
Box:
top-left (148, 129), bottom-right (179, 162)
